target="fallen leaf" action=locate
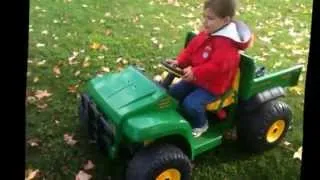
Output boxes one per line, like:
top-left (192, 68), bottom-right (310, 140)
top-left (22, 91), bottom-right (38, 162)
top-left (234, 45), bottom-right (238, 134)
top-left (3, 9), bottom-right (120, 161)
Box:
top-left (283, 141), bottom-right (291, 146)
top-left (289, 86), bottom-right (304, 95)
top-left (138, 25), bottom-right (144, 29)
top-left (41, 30), bottom-right (48, 35)
top-left (27, 138), bottom-right (40, 147)
top-left (34, 90), bottom-right (52, 100)
top-left (25, 169), bottom-right (40, 180)
top-left (259, 36), bottom-right (272, 43)
top-left (153, 27), bottom-right (160, 31)
top-left (68, 51), bottom-right (79, 63)
top-left (37, 60), bottom-right (46, 66)
top-left (75, 170), bottom-right (92, 180)
top-left (53, 66), bottom-right (61, 77)
top-left (90, 42), bottom-right (101, 50)
top-left (151, 37), bottom-right (158, 44)
top-left (36, 103), bottom-right (48, 109)
top-left (26, 96), bottom-right (37, 104)
top-left (83, 160), bottom-right (95, 171)
top-left (167, 0), bottom-right (176, 4)
top-left (74, 71), bottom-right (81, 76)
top-left (68, 85), bottom-right (79, 93)
top-left (33, 77), bottom-right (39, 83)
top-left (293, 146), bottom-right (302, 161)
top-left (36, 43), bottom-right (45, 47)
top-left (102, 67), bottom-right (110, 72)
top-left (272, 61), bottom-right (282, 68)
top-left (105, 29), bottom-right (112, 36)
top-left (100, 45), bottom-right (109, 51)
top-left (133, 16), bottom-right (139, 23)
top-left (116, 57), bottom-right (123, 63)
top-left (64, 133), bottom-right (77, 145)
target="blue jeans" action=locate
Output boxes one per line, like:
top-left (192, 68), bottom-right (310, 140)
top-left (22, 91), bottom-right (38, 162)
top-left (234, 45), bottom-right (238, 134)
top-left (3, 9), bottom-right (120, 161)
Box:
top-left (169, 81), bottom-right (216, 128)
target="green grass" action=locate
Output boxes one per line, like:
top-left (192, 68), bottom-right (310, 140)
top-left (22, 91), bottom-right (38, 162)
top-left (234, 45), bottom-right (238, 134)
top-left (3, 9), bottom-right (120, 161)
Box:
top-left (26, 0), bottom-right (311, 179)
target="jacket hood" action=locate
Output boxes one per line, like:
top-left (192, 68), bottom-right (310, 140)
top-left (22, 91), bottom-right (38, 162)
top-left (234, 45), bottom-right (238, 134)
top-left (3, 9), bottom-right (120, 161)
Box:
top-left (211, 20), bottom-right (253, 50)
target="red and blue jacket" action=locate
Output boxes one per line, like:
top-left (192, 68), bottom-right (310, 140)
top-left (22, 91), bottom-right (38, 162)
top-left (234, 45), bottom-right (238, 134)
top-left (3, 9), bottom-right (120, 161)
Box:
top-left (176, 20), bottom-right (254, 95)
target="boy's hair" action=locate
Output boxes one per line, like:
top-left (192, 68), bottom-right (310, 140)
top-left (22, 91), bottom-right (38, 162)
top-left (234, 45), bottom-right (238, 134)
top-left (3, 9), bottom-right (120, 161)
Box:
top-left (204, 0), bottom-right (237, 18)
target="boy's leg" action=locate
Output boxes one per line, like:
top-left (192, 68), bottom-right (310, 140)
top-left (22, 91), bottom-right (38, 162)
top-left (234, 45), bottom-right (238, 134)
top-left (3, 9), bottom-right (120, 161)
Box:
top-left (168, 80), bottom-right (197, 102)
top-left (182, 88), bottom-right (216, 129)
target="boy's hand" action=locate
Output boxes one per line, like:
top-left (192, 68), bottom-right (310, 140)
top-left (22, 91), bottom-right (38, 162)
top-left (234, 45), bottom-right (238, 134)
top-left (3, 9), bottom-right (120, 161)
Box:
top-left (182, 66), bottom-right (194, 81)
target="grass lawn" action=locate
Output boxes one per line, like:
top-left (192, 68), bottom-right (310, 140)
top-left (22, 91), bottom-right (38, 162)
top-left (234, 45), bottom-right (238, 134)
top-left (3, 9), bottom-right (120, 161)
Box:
top-left (26, 0), bottom-right (312, 179)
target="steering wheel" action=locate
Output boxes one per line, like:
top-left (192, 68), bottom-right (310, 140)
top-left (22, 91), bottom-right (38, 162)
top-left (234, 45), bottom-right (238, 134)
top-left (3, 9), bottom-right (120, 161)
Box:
top-left (158, 60), bottom-right (184, 89)
top-left (160, 60), bottom-right (184, 77)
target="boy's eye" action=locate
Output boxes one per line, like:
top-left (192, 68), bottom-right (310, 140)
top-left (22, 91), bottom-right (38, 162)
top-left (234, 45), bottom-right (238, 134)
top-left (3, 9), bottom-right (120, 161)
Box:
top-left (203, 15), bottom-right (214, 20)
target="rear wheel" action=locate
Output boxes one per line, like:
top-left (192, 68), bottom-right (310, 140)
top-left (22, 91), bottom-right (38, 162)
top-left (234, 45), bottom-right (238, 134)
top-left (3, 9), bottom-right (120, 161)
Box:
top-left (126, 144), bottom-right (192, 180)
top-left (237, 100), bottom-right (292, 153)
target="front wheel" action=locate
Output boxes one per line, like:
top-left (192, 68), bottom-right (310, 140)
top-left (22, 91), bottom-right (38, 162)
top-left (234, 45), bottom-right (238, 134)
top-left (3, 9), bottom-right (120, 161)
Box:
top-left (237, 100), bottom-right (292, 153)
top-left (126, 144), bottom-right (192, 180)
top-left (79, 93), bottom-right (96, 142)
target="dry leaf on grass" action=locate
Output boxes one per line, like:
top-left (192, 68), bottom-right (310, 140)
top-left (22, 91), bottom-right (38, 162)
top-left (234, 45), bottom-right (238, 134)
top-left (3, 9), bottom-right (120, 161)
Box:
top-left (33, 77), bottom-right (39, 83)
top-left (25, 169), bottom-right (40, 180)
top-left (27, 138), bottom-right (40, 147)
top-left (36, 103), bottom-right (48, 109)
top-left (75, 170), bottom-right (92, 180)
top-left (83, 160), bottom-right (95, 170)
top-left (53, 66), bottom-right (61, 77)
top-left (74, 71), bottom-right (81, 76)
top-left (90, 42), bottom-right (101, 50)
top-left (293, 146), bottom-right (303, 161)
top-left (68, 85), bottom-right (79, 94)
top-left (64, 133), bottom-right (77, 145)
top-left (102, 67), bottom-right (110, 73)
top-left (283, 141), bottom-right (291, 146)
top-left (34, 90), bottom-right (52, 100)
top-left (69, 51), bottom-right (79, 65)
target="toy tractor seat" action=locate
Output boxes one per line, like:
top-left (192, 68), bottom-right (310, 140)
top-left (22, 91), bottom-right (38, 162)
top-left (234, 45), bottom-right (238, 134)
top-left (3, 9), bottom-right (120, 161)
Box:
top-left (205, 68), bottom-right (240, 119)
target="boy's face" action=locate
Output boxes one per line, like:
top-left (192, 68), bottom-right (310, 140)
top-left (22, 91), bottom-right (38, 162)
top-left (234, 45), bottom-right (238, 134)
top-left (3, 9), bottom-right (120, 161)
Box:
top-left (202, 8), bottom-right (230, 34)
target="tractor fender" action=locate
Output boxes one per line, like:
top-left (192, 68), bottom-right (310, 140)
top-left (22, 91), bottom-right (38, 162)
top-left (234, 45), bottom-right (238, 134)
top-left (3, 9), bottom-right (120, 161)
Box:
top-left (240, 86), bottom-right (285, 112)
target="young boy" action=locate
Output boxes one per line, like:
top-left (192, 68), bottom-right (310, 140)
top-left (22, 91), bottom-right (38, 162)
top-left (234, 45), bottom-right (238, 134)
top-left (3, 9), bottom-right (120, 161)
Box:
top-left (167, 0), bottom-right (253, 137)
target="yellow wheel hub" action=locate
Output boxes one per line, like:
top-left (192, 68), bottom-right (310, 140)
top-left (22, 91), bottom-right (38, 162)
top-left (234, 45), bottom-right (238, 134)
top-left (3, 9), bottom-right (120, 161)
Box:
top-left (156, 168), bottom-right (181, 180)
top-left (266, 120), bottom-right (286, 143)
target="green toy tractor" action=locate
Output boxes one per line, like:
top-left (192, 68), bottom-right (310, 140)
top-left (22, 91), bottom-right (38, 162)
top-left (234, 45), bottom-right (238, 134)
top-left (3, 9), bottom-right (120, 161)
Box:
top-left (78, 32), bottom-right (303, 180)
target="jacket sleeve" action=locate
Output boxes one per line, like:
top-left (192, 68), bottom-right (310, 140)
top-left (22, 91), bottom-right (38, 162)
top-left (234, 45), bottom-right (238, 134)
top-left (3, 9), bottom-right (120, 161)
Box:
top-left (176, 33), bottom-right (201, 68)
top-left (176, 48), bottom-right (191, 68)
top-left (191, 41), bottom-right (237, 84)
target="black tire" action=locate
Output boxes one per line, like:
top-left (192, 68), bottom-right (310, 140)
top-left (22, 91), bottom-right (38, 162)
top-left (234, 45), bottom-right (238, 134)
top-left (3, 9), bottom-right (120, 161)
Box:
top-left (237, 100), bottom-right (292, 153)
top-left (79, 94), bottom-right (89, 125)
top-left (79, 94), bottom-right (96, 142)
top-left (126, 144), bottom-right (192, 180)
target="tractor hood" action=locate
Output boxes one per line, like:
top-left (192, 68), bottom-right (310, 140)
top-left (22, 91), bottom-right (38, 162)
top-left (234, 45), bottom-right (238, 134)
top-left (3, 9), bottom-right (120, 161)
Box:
top-left (85, 66), bottom-right (173, 125)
